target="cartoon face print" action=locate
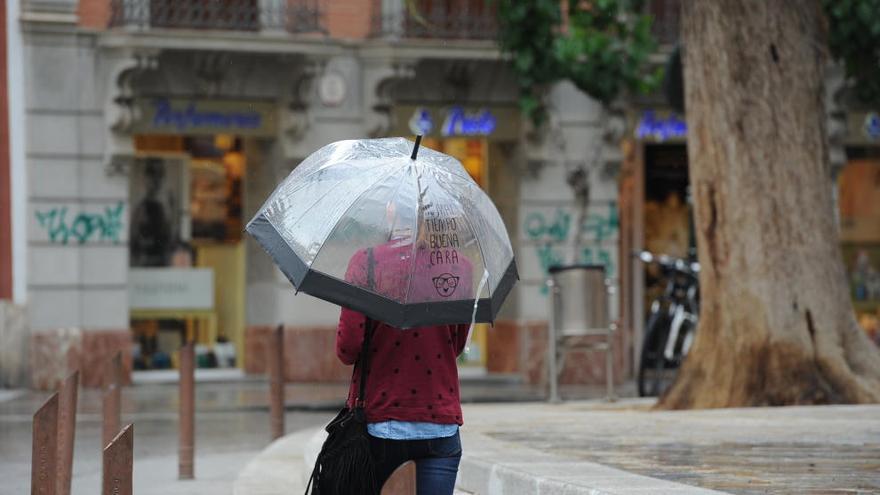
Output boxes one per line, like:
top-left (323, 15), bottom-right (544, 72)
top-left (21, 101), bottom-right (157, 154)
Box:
top-left (432, 273), bottom-right (460, 297)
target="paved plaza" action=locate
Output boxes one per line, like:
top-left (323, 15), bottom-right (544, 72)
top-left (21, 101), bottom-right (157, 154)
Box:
top-left (3, 377), bottom-right (879, 494)
top-left (461, 401), bottom-right (880, 494)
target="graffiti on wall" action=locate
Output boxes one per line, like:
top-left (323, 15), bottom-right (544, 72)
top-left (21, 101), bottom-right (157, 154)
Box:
top-left (35, 202), bottom-right (125, 245)
top-left (523, 202), bottom-right (619, 292)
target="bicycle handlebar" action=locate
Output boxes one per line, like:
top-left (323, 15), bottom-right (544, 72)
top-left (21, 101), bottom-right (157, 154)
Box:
top-left (633, 250), bottom-right (700, 276)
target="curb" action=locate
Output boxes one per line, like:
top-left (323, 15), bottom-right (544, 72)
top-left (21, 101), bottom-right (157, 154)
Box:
top-left (457, 431), bottom-right (726, 494)
top-left (299, 428), bottom-right (726, 495)
top-left (235, 411), bottom-right (728, 495)
top-left (233, 428), bottom-right (321, 495)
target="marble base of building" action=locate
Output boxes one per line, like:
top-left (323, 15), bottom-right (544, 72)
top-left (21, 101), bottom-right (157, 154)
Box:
top-left (244, 325), bottom-right (350, 382)
top-left (0, 301), bottom-right (28, 387)
top-left (246, 320), bottom-right (630, 385)
top-left (29, 329), bottom-right (132, 390)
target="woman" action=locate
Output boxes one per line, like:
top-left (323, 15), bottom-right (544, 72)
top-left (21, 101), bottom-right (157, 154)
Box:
top-left (336, 202), bottom-right (473, 495)
top-left (336, 240), bottom-right (472, 495)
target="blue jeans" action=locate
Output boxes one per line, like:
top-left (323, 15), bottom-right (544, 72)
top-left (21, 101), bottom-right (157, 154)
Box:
top-left (369, 431), bottom-right (462, 495)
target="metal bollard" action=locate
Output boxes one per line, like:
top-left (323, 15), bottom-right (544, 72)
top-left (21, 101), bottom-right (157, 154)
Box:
top-left (381, 461), bottom-right (416, 495)
top-left (57, 371), bottom-right (79, 495)
top-left (32, 393), bottom-right (59, 495)
top-left (179, 342), bottom-right (195, 480)
top-left (268, 324), bottom-right (285, 440)
top-left (102, 353), bottom-right (122, 450)
top-left (102, 424), bottom-right (133, 495)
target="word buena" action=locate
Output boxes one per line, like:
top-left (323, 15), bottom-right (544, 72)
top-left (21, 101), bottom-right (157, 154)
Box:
top-left (425, 204), bottom-right (462, 267)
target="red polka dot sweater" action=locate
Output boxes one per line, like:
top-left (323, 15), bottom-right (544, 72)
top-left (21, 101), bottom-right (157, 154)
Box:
top-left (336, 307), bottom-right (470, 426)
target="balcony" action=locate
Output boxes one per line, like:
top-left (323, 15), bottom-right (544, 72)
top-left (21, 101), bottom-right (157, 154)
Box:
top-left (109, 0), bottom-right (323, 34)
top-left (371, 0), bottom-right (498, 41)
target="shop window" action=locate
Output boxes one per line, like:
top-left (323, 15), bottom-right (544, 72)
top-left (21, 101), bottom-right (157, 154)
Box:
top-left (129, 156), bottom-right (191, 267)
top-left (839, 150), bottom-right (880, 345)
top-left (129, 134), bottom-right (246, 371)
top-left (422, 137), bottom-right (487, 188)
top-left (188, 135), bottom-right (244, 243)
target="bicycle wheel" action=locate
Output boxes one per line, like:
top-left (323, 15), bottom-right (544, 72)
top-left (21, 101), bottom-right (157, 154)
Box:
top-left (638, 310), bottom-right (671, 397)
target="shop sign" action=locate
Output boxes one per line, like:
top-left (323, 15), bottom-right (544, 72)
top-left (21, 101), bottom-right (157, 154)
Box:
top-left (129, 268), bottom-right (214, 310)
top-left (843, 111), bottom-right (880, 145)
top-left (635, 110), bottom-right (687, 142)
top-left (394, 105), bottom-right (520, 140)
top-left (863, 112), bottom-right (880, 140)
top-left (132, 98), bottom-right (278, 137)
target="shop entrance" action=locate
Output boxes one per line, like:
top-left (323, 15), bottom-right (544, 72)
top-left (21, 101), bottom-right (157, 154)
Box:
top-left (421, 136), bottom-right (491, 369)
top-left (622, 141), bottom-right (694, 370)
top-left (128, 134), bottom-right (246, 371)
top-left (642, 144), bottom-right (694, 313)
top-left (839, 147), bottom-right (880, 345)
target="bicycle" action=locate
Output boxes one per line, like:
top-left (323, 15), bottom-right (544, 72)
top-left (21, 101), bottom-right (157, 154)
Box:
top-left (636, 250), bottom-right (700, 397)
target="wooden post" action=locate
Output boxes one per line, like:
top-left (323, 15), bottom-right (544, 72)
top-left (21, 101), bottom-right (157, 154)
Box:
top-left (57, 371), bottom-right (79, 495)
top-left (101, 353), bottom-right (122, 449)
top-left (102, 424), bottom-right (133, 495)
top-left (268, 324), bottom-right (285, 440)
top-left (31, 393), bottom-right (59, 495)
top-left (381, 461), bottom-right (416, 495)
top-left (179, 342), bottom-right (195, 480)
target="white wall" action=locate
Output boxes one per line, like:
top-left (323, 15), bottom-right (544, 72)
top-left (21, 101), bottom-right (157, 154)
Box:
top-left (23, 21), bottom-right (129, 331)
top-left (516, 82), bottom-right (619, 321)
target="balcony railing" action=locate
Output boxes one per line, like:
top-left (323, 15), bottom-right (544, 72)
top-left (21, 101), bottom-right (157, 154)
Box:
top-left (648, 0), bottom-right (680, 45)
top-left (371, 0), bottom-right (498, 41)
top-left (109, 0), bottom-right (323, 34)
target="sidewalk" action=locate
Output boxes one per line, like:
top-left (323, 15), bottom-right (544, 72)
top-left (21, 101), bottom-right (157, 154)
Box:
top-left (235, 400), bottom-right (880, 494)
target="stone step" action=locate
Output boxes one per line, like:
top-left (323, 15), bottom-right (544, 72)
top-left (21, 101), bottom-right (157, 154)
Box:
top-left (236, 419), bottom-right (725, 494)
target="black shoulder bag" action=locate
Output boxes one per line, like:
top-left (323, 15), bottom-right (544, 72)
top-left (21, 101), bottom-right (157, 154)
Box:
top-left (306, 249), bottom-right (378, 495)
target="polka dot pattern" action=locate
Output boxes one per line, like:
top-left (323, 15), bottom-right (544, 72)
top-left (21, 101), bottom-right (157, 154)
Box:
top-left (338, 314), bottom-right (468, 425)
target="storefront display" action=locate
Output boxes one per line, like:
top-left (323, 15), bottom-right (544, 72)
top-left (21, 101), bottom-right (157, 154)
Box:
top-left (129, 133), bottom-right (248, 370)
top-left (838, 155), bottom-right (880, 345)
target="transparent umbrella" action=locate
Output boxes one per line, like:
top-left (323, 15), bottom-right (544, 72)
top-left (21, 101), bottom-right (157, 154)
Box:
top-left (246, 137), bottom-right (518, 329)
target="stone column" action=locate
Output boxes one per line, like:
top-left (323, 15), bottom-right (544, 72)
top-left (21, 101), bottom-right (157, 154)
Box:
top-left (23, 15), bottom-right (133, 389)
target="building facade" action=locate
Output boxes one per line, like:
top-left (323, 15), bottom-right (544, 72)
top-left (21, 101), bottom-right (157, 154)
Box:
top-left (9, 0), bottom-right (876, 392)
top-left (1, 0), bottom-right (28, 388)
top-left (8, 0), bottom-right (632, 390)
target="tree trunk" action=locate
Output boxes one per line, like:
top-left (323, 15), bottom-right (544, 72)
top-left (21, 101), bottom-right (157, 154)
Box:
top-left (660, 0), bottom-right (880, 408)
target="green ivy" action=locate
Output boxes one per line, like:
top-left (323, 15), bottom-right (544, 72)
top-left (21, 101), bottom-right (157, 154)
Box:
top-left (822, 0), bottom-right (880, 106)
top-left (496, 0), bottom-right (662, 125)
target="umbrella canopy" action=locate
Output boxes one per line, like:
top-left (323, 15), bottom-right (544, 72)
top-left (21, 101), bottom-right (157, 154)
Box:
top-left (246, 137), bottom-right (518, 329)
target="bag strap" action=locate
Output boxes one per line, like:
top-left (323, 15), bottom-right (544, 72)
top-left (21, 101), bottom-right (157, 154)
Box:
top-left (354, 247), bottom-right (376, 408)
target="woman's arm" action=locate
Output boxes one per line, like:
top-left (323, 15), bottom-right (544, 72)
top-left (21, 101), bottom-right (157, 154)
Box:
top-left (336, 307), bottom-right (366, 365)
top-left (336, 248), bottom-right (370, 365)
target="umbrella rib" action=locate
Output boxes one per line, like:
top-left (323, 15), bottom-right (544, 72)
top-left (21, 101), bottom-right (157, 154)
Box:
top-left (458, 204), bottom-right (494, 299)
top-left (401, 168), bottom-right (424, 307)
top-left (308, 162), bottom-right (403, 273)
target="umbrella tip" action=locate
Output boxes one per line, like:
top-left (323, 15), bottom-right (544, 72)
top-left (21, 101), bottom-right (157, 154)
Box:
top-left (411, 135), bottom-right (423, 160)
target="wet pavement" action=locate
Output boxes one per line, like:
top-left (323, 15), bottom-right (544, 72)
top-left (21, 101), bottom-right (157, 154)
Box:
top-left (464, 401), bottom-right (880, 494)
top-left (1, 372), bottom-right (630, 494)
top-left (0, 379), bottom-right (328, 495)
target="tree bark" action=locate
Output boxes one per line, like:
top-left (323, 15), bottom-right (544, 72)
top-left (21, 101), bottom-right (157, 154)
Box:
top-left (660, 0), bottom-right (880, 409)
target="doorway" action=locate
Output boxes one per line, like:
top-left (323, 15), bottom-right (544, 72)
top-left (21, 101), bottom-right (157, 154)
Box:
top-left (128, 134), bottom-right (247, 371)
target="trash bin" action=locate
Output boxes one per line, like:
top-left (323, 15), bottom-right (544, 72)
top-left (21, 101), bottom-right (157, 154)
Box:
top-left (546, 264), bottom-right (615, 402)
top-left (550, 265), bottom-right (609, 336)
